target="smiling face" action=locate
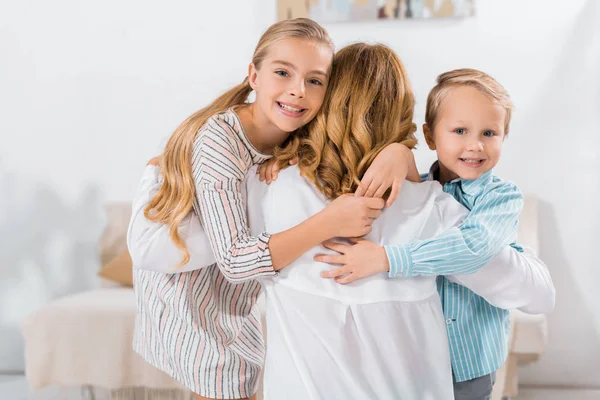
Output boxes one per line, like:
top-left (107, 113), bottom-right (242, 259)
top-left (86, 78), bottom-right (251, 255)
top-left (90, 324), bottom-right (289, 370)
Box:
top-left (424, 85), bottom-right (507, 183)
top-left (248, 37), bottom-right (333, 134)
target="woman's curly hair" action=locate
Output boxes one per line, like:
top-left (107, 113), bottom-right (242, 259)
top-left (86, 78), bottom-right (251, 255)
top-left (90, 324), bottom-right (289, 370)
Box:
top-left (275, 43), bottom-right (417, 200)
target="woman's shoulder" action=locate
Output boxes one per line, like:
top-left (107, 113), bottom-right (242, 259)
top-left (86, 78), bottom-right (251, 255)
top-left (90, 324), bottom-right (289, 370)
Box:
top-left (395, 181), bottom-right (445, 205)
top-left (382, 180), bottom-right (464, 219)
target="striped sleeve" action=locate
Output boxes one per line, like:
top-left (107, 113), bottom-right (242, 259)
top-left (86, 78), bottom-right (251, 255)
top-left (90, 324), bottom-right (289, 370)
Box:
top-left (192, 117), bottom-right (276, 283)
top-left (385, 181), bottom-right (523, 278)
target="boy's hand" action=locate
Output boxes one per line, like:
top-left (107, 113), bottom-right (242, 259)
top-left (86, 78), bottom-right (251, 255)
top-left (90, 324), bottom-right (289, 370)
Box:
top-left (257, 157), bottom-right (298, 184)
top-left (315, 238), bottom-right (390, 284)
top-left (355, 143), bottom-right (419, 208)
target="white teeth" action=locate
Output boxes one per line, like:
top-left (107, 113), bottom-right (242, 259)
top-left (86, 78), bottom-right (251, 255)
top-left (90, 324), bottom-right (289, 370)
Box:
top-left (462, 159), bottom-right (482, 164)
top-left (279, 103), bottom-right (302, 112)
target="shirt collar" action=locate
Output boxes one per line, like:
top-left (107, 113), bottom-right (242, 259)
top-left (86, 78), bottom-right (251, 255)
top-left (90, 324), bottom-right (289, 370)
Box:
top-left (424, 161), bottom-right (441, 182)
top-left (426, 161), bottom-right (493, 197)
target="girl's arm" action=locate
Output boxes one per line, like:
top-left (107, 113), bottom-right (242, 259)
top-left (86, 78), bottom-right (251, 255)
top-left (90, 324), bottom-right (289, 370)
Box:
top-left (194, 123), bottom-right (384, 283)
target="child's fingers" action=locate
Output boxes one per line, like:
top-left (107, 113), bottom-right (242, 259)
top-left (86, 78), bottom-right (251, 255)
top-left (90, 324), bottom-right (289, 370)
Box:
top-left (386, 181), bottom-right (401, 208)
top-left (258, 164), bottom-right (267, 181)
top-left (271, 163), bottom-right (279, 181)
top-left (367, 209), bottom-right (382, 219)
top-left (348, 237), bottom-right (366, 244)
top-left (373, 182), bottom-right (390, 199)
top-left (265, 164), bottom-right (273, 184)
top-left (355, 175), bottom-right (372, 197)
top-left (360, 225), bottom-right (373, 236)
top-left (322, 240), bottom-right (349, 254)
top-left (314, 254), bottom-right (345, 265)
top-left (320, 266), bottom-right (348, 279)
top-left (363, 197), bottom-right (385, 210)
top-left (363, 179), bottom-right (380, 198)
top-left (335, 273), bottom-right (358, 285)
top-left (147, 156), bottom-right (161, 166)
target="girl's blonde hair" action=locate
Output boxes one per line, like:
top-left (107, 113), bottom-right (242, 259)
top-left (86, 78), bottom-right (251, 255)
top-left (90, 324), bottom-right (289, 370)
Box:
top-left (145, 18), bottom-right (334, 268)
top-left (276, 43), bottom-right (417, 200)
top-left (425, 68), bottom-right (513, 134)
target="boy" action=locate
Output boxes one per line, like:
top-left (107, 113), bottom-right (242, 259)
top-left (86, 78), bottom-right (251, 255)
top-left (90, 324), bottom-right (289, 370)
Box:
top-left (318, 69), bottom-right (523, 400)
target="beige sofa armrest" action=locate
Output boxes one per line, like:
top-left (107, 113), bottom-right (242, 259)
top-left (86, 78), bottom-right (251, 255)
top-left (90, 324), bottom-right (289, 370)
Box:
top-left (22, 288), bottom-right (184, 391)
top-left (518, 196), bottom-right (539, 253)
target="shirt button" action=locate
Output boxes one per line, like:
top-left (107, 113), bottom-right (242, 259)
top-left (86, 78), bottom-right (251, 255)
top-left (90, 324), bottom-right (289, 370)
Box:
top-left (446, 318), bottom-right (453, 325)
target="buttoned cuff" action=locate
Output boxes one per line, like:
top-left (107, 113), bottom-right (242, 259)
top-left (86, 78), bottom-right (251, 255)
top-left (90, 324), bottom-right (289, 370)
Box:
top-left (384, 244), bottom-right (413, 278)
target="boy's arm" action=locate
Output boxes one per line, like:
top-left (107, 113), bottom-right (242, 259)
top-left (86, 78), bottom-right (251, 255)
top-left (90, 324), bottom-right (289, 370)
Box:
top-left (355, 143), bottom-right (419, 207)
top-left (448, 246), bottom-right (555, 314)
top-left (386, 181), bottom-right (523, 278)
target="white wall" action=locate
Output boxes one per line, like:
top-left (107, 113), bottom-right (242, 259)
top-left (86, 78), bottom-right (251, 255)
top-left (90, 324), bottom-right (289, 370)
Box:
top-left (1, 0), bottom-right (599, 386)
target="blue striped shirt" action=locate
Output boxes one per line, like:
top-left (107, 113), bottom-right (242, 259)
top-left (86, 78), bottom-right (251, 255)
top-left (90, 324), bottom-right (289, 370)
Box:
top-left (385, 162), bottom-right (524, 382)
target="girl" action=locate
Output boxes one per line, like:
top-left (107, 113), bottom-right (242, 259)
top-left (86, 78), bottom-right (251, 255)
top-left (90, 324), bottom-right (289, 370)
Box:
top-left (131, 19), bottom-right (414, 400)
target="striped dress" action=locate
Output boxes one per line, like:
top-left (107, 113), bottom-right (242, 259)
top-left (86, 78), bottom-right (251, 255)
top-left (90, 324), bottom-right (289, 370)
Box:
top-left (133, 108), bottom-right (276, 399)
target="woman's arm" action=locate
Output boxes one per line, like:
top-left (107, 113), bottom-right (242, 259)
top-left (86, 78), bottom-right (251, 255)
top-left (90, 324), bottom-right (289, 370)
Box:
top-left (127, 165), bottom-right (216, 273)
top-left (448, 246), bottom-right (555, 314)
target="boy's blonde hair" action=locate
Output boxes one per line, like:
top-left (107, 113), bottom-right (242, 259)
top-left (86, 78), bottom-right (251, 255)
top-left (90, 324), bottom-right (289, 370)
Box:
top-left (145, 18), bottom-right (334, 268)
top-left (425, 68), bottom-right (513, 135)
top-left (276, 43), bottom-right (417, 201)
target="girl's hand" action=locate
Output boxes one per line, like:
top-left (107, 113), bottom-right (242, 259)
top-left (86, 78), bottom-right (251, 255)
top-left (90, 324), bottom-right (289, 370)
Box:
top-left (355, 143), bottom-right (419, 207)
top-left (147, 156), bottom-right (161, 166)
top-left (315, 238), bottom-right (389, 284)
top-left (319, 194), bottom-right (384, 238)
top-left (257, 157), bottom-right (298, 184)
